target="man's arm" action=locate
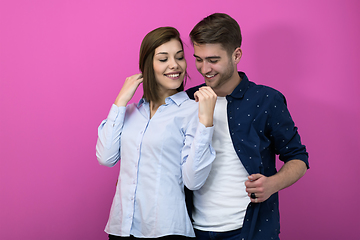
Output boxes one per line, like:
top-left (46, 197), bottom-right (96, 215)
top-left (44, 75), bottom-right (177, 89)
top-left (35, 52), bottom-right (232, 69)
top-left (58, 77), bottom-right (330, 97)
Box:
top-left (245, 159), bottom-right (307, 203)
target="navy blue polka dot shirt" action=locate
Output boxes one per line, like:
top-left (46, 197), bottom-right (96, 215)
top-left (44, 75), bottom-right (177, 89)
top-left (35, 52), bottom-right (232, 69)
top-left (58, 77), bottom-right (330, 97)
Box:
top-left (186, 72), bottom-right (309, 240)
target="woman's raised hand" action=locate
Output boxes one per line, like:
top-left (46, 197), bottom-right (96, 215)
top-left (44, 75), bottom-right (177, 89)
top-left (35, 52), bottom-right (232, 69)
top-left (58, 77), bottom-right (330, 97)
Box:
top-left (194, 86), bottom-right (217, 127)
top-left (114, 73), bottom-right (143, 107)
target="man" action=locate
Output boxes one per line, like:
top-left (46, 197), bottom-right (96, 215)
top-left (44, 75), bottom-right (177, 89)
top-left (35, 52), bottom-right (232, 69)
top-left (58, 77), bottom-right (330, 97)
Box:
top-left (185, 13), bottom-right (309, 240)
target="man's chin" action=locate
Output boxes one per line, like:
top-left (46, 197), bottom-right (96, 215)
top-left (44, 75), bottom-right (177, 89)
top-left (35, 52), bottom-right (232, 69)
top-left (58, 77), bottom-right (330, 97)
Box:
top-left (204, 79), bottom-right (215, 88)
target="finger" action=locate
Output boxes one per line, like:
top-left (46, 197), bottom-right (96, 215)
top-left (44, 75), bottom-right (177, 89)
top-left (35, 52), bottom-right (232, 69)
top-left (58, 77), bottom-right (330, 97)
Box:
top-left (248, 191), bottom-right (263, 197)
top-left (248, 174), bottom-right (263, 181)
top-left (198, 87), bottom-right (213, 96)
top-left (250, 193), bottom-right (257, 199)
top-left (245, 185), bottom-right (257, 192)
top-left (194, 91), bottom-right (200, 102)
top-left (199, 86), bottom-right (212, 91)
top-left (249, 193), bottom-right (263, 203)
top-left (198, 88), bottom-right (217, 102)
top-left (197, 90), bottom-right (211, 100)
top-left (127, 73), bottom-right (142, 81)
top-left (199, 86), bottom-right (216, 94)
top-left (136, 74), bottom-right (143, 83)
top-left (137, 78), bottom-right (143, 84)
top-left (130, 73), bottom-right (142, 79)
top-left (245, 180), bottom-right (262, 191)
top-left (132, 73), bottom-right (143, 82)
top-left (199, 86), bottom-right (217, 97)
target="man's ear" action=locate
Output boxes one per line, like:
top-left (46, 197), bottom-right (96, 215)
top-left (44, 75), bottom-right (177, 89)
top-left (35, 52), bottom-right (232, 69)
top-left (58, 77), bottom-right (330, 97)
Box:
top-left (233, 47), bottom-right (242, 64)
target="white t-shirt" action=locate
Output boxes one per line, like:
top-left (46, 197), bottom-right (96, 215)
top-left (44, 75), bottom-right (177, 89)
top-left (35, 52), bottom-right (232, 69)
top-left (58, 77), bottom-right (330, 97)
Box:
top-left (192, 97), bottom-right (251, 232)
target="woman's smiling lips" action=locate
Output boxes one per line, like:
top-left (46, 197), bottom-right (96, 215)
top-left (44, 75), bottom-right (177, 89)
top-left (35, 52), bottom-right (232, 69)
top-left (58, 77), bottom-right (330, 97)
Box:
top-left (164, 72), bottom-right (182, 79)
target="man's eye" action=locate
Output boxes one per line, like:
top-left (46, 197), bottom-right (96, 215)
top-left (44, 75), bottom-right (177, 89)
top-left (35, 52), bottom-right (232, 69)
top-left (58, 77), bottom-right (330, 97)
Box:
top-left (196, 58), bottom-right (202, 62)
top-left (209, 60), bottom-right (218, 63)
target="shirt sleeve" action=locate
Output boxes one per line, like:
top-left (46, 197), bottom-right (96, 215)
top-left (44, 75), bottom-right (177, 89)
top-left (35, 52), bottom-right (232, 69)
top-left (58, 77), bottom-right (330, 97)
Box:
top-left (269, 92), bottom-right (309, 168)
top-left (96, 104), bottom-right (126, 167)
top-left (181, 114), bottom-right (216, 190)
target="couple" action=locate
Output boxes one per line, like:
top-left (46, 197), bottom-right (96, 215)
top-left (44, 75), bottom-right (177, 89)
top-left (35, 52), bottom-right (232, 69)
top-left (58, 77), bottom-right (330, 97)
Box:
top-left (96, 13), bottom-right (309, 240)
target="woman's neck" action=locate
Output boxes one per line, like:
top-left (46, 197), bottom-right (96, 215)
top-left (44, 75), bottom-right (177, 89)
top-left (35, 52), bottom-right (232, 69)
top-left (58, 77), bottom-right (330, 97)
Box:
top-left (149, 89), bottom-right (179, 118)
top-left (149, 90), bottom-right (179, 118)
top-left (149, 100), bottom-right (163, 119)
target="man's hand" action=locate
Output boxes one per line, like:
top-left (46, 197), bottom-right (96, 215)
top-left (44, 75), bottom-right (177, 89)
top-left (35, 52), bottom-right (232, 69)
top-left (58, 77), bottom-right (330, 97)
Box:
top-left (245, 160), bottom-right (307, 203)
top-left (245, 174), bottom-right (277, 203)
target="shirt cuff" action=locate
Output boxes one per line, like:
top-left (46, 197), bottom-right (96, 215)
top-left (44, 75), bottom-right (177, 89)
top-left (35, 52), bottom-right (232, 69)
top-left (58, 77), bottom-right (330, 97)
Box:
top-left (107, 104), bottom-right (126, 123)
top-left (196, 122), bottom-right (214, 145)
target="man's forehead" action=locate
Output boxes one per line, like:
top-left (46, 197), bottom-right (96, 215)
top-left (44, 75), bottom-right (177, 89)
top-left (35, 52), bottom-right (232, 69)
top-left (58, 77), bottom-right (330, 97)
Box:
top-left (193, 43), bottom-right (227, 57)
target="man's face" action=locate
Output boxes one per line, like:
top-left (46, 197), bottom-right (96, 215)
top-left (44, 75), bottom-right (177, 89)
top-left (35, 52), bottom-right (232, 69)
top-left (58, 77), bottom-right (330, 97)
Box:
top-left (193, 43), bottom-right (236, 92)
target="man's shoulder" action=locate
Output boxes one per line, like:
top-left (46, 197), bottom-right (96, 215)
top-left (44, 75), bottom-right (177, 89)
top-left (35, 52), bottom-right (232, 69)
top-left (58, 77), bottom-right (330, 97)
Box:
top-left (232, 72), bottom-right (284, 100)
top-left (185, 83), bottom-right (206, 100)
top-left (246, 81), bottom-right (286, 103)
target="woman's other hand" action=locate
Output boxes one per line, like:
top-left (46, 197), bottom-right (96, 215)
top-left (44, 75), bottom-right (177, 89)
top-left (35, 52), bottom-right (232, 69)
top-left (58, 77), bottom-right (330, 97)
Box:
top-left (114, 73), bottom-right (143, 107)
top-left (194, 86), bottom-right (217, 127)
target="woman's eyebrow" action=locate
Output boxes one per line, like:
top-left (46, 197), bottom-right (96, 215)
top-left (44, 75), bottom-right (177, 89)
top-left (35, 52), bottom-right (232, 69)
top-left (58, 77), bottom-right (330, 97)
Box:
top-left (156, 49), bottom-right (183, 55)
top-left (156, 52), bottom-right (168, 55)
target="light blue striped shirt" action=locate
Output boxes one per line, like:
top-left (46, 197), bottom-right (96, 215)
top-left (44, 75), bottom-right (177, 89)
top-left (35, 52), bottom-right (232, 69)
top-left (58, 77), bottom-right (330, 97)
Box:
top-left (96, 91), bottom-right (215, 238)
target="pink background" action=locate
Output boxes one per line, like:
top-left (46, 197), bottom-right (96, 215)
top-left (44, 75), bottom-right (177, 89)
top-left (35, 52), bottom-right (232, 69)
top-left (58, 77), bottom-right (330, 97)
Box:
top-left (1, 0), bottom-right (359, 239)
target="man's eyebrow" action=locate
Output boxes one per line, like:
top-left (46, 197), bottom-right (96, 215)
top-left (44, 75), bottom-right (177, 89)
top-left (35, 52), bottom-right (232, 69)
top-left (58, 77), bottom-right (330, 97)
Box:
top-left (156, 50), bottom-right (183, 56)
top-left (193, 54), bottom-right (221, 59)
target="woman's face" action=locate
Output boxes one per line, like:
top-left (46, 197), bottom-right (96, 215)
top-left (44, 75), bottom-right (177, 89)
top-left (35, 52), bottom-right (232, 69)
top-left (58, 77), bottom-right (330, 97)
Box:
top-left (153, 39), bottom-right (187, 96)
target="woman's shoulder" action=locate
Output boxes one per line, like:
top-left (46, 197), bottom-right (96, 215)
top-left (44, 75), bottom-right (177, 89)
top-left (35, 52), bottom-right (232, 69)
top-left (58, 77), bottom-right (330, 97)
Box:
top-left (178, 94), bottom-right (197, 109)
top-left (170, 91), bottom-right (197, 108)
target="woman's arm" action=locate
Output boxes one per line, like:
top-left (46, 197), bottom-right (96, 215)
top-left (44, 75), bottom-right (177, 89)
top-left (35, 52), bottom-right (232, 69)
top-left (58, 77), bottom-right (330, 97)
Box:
top-left (182, 87), bottom-right (217, 190)
top-left (96, 105), bottom-right (126, 167)
top-left (96, 74), bottom-right (143, 167)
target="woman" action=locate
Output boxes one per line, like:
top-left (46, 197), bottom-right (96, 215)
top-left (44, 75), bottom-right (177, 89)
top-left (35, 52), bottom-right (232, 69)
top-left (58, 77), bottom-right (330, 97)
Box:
top-left (96, 27), bottom-right (217, 239)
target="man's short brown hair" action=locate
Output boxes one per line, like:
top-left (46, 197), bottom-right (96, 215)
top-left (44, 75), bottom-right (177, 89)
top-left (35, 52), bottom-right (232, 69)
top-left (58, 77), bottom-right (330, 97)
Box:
top-left (190, 13), bottom-right (242, 56)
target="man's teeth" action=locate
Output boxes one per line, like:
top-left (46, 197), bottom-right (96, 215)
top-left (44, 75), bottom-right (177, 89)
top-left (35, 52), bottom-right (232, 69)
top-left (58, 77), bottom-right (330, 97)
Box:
top-left (167, 73), bottom-right (180, 78)
top-left (206, 74), bottom-right (215, 78)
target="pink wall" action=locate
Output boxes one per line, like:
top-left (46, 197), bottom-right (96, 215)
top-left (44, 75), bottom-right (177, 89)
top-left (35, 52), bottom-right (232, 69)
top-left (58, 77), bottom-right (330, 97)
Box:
top-left (1, 1), bottom-right (359, 239)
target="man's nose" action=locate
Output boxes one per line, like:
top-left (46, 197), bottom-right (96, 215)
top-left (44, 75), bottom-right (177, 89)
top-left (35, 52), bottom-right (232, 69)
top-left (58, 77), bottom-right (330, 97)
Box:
top-left (201, 62), bottom-right (211, 74)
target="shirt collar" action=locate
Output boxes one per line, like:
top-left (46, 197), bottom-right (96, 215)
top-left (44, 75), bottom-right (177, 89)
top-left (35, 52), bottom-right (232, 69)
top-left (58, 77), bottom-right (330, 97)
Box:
top-left (229, 72), bottom-right (249, 99)
top-left (167, 91), bottom-right (189, 106)
top-left (137, 91), bottom-right (189, 107)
